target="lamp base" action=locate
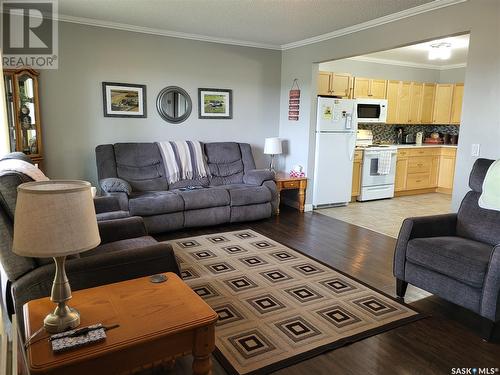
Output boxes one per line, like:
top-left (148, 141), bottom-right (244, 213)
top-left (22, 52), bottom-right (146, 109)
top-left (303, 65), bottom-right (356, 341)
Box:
top-left (43, 305), bottom-right (80, 334)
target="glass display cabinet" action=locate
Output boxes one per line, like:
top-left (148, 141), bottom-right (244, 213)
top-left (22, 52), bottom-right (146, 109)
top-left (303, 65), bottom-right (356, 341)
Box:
top-left (3, 68), bottom-right (43, 165)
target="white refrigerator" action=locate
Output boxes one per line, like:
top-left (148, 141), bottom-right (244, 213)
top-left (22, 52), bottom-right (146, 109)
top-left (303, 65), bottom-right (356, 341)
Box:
top-left (313, 97), bottom-right (358, 208)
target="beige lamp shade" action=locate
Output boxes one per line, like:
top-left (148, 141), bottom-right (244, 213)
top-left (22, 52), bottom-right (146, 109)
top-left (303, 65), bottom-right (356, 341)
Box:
top-left (13, 180), bottom-right (101, 257)
top-left (264, 137), bottom-right (282, 155)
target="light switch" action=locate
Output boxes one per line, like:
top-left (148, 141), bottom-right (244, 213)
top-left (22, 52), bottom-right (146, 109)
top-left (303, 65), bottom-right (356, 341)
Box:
top-left (471, 144), bottom-right (480, 157)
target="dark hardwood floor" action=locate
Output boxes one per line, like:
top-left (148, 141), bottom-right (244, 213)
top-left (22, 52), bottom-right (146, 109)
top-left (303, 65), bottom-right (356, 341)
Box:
top-left (155, 206), bottom-right (499, 375)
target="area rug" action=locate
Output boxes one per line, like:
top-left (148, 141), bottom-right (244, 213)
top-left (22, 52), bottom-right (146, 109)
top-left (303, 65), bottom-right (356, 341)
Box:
top-left (170, 229), bottom-right (421, 375)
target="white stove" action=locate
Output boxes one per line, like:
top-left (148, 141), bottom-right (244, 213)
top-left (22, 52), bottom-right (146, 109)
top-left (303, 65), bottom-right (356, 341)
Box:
top-left (356, 130), bottom-right (398, 201)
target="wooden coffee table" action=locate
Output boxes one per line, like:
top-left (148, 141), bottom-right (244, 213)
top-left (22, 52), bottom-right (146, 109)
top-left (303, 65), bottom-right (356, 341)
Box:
top-left (23, 273), bottom-right (218, 375)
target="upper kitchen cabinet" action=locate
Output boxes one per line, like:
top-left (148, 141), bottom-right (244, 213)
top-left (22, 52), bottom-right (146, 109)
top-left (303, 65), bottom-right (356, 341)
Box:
top-left (450, 83), bottom-right (464, 125)
top-left (386, 80), bottom-right (400, 124)
top-left (408, 82), bottom-right (423, 124)
top-left (420, 83), bottom-right (436, 124)
top-left (352, 77), bottom-right (387, 99)
top-left (432, 83), bottom-right (454, 124)
top-left (3, 68), bottom-right (43, 165)
top-left (317, 71), bottom-right (332, 96)
top-left (397, 81), bottom-right (412, 124)
top-left (317, 71), bottom-right (352, 97)
top-left (386, 80), bottom-right (411, 124)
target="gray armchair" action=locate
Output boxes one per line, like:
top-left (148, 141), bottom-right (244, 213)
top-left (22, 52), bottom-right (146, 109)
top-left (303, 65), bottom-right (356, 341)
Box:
top-left (0, 153), bottom-right (180, 335)
top-left (394, 158), bottom-right (500, 340)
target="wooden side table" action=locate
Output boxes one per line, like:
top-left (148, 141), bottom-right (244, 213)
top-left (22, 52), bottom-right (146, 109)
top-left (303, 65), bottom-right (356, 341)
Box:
top-left (23, 273), bottom-right (218, 375)
top-left (275, 173), bottom-right (308, 214)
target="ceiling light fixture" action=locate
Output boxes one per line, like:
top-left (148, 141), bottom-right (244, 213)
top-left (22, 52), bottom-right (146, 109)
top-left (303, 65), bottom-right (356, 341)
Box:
top-left (428, 42), bottom-right (452, 60)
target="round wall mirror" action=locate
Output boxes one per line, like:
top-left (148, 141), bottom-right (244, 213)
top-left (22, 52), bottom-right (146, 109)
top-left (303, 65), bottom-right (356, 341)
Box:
top-left (156, 86), bottom-right (192, 124)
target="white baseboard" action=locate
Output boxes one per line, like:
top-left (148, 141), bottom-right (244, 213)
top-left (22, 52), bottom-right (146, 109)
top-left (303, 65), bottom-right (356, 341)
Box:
top-left (304, 204), bottom-right (313, 212)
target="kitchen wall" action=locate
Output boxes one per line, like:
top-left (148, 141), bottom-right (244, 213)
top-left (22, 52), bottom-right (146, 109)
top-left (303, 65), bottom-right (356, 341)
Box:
top-left (439, 67), bottom-right (466, 83)
top-left (39, 22), bottom-right (282, 184)
top-left (279, 0), bottom-right (499, 210)
top-left (319, 59), bottom-right (440, 82)
top-left (319, 59), bottom-right (466, 83)
top-left (358, 124), bottom-right (459, 144)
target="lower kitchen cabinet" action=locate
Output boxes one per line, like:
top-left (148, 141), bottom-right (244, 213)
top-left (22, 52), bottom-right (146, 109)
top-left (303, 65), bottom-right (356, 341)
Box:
top-left (394, 147), bottom-right (456, 195)
top-left (351, 150), bottom-right (363, 199)
top-left (437, 148), bottom-right (457, 192)
top-left (395, 158), bottom-right (408, 192)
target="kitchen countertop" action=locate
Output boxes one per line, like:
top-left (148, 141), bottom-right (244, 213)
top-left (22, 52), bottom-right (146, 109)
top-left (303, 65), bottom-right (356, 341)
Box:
top-left (392, 144), bottom-right (458, 149)
top-left (356, 144), bottom-right (458, 150)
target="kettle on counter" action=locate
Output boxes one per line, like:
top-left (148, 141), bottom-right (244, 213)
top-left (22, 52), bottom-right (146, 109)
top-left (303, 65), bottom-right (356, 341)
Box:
top-left (404, 133), bottom-right (415, 144)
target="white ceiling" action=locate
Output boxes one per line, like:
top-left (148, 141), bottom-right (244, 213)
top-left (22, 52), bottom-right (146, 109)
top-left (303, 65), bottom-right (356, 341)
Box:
top-left (351, 34), bottom-right (469, 67)
top-left (56, 0), bottom-right (445, 49)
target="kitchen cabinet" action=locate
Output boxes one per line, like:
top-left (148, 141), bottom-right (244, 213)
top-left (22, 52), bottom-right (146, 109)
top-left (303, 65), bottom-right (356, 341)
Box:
top-left (450, 83), bottom-right (464, 124)
top-left (395, 152), bottom-right (408, 192)
top-left (370, 79), bottom-right (388, 99)
top-left (386, 80), bottom-right (400, 124)
top-left (420, 83), bottom-right (436, 124)
top-left (317, 71), bottom-right (352, 97)
top-left (433, 84), bottom-right (454, 124)
top-left (408, 82), bottom-right (423, 124)
top-left (351, 150), bottom-right (363, 199)
top-left (353, 77), bottom-right (387, 99)
top-left (386, 80), bottom-right (412, 124)
top-left (317, 71), bottom-right (332, 96)
top-left (438, 148), bottom-right (457, 192)
top-left (394, 147), bottom-right (456, 195)
top-left (319, 71), bottom-right (463, 125)
top-left (397, 81), bottom-right (412, 124)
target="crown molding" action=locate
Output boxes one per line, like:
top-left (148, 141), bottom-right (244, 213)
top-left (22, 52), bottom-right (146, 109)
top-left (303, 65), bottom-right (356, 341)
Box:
top-left (280, 0), bottom-right (468, 50)
top-left (346, 56), bottom-right (466, 70)
top-left (55, 14), bottom-right (282, 50)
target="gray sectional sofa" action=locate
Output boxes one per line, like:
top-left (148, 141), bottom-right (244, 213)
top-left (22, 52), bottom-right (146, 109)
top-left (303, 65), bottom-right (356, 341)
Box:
top-left (96, 142), bottom-right (278, 233)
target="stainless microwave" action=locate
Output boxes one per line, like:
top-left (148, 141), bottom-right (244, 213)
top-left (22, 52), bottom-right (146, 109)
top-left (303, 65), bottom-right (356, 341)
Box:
top-left (356, 99), bottom-right (388, 123)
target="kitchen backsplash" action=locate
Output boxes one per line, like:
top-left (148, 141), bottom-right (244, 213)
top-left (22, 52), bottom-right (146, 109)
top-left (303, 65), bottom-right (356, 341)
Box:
top-left (358, 123), bottom-right (460, 144)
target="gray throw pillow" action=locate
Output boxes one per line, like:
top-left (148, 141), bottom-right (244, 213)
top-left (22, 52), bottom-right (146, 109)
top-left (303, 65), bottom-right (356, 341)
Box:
top-left (100, 177), bottom-right (131, 194)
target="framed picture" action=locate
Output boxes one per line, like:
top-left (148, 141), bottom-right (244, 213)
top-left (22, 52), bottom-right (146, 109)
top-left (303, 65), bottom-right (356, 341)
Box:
top-left (102, 82), bottom-right (147, 118)
top-left (198, 88), bottom-right (233, 119)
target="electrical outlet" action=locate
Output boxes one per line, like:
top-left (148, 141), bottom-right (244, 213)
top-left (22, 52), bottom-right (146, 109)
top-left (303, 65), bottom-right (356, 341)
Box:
top-left (471, 144), bottom-right (481, 157)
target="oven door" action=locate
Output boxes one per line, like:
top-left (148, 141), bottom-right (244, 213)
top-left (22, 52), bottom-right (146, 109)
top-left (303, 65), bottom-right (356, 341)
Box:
top-left (361, 150), bottom-right (397, 186)
top-left (357, 103), bottom-right (382, 123)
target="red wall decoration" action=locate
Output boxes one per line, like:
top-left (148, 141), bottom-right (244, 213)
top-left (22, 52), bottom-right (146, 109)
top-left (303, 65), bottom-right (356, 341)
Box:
top-left (288, 79), bottom-right (300, 121)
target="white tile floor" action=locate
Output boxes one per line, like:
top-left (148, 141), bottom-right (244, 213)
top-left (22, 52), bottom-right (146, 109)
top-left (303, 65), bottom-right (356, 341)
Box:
top-left (317, 193), bottom-right (453, 238)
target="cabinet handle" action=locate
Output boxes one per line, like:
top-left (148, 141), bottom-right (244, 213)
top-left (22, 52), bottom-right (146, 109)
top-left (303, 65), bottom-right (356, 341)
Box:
top-left (418, 163), bottom-right (423, 167)
top-left (416, 180), bottom-right (422, 183)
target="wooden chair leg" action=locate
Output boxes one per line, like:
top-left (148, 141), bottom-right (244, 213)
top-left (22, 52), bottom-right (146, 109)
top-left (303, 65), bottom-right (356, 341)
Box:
top-left (480, 318), bottom-right (496, 342)
top-left (396, 278), bottom-right (408, 299)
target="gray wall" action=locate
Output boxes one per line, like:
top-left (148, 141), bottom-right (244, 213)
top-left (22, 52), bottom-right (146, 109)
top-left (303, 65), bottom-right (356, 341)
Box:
top-left (279, 0), bottom-right (499, 210)
top-left (319, 59), bottom-right (441, 82)
top-left (319, 59), bottom-right (465, 83)
top-left (40, 22), bottom-right (282, 184)
top-left (439, 67), bottom-right (467, 83)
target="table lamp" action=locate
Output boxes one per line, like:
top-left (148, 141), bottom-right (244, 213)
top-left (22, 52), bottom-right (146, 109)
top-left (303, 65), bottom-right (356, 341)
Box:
top-left (13, 180), bottom-right (101, 333)
top-left (264, 137), bottom-right (282, 172)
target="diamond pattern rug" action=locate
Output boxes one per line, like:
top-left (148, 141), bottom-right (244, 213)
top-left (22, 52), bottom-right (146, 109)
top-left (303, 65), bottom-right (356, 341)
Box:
top-left (171, 229), bottom-right (421, 375)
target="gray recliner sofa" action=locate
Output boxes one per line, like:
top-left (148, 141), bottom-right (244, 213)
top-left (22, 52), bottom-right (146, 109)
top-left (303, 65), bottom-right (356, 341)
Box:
top-left (96, 142), bottom-right (278, 234)
top-left (394, 158), bottom-right (499, 340)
